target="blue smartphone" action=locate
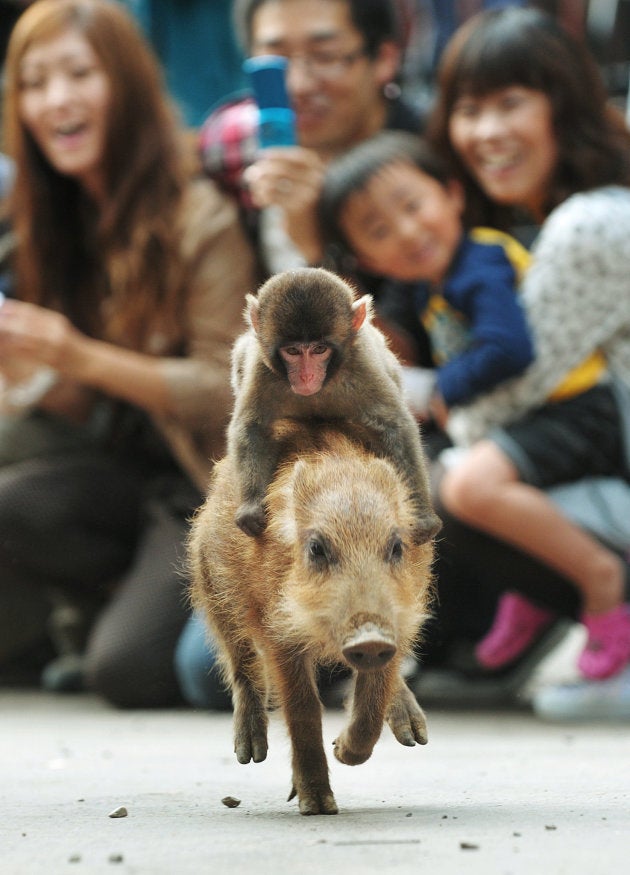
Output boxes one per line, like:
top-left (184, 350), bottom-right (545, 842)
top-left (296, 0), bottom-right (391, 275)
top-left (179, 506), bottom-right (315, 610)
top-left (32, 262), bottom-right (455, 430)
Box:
top-left (243, 55), bottom-right (296, 149)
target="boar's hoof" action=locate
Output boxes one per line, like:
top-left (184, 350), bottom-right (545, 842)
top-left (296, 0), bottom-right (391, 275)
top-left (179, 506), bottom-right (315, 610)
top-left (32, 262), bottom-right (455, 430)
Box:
top-left (332, 733), bottom-right (373, 766)
top-left (342, 625), bottom-right (396, 671)
top-left (234, 731), bottom-right (268, 764)
top-left (235, 501), bottom-right (267, 537)
top-left (387, 685), bottom-right (428, 747)
top-left (288, 784), bottom-right (338, 816)
top-left (233, 693), bottom-right (268, 762)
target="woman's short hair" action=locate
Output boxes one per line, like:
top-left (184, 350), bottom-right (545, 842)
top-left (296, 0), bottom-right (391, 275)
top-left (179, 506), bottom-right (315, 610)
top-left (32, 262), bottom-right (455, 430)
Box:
top-left (427, 6), bottom-right (630, 225)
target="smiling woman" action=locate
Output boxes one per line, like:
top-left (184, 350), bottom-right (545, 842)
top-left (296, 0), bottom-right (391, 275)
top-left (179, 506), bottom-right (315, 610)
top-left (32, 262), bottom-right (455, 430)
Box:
top-left (428, 5), bottom-right (630, 228)
top-left (447, 86), bottom-right (558, 223)
top-left (0, 0), bottom-right (257, 706)
top-left (421, 6), bottom-right (630, 717)
top-left (17, 29), bottom-right (111, 200)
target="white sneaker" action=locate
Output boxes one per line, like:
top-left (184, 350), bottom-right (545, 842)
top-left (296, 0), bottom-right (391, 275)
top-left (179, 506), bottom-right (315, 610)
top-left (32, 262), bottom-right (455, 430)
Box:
top-left (532, 665), bottom-right (630, 722)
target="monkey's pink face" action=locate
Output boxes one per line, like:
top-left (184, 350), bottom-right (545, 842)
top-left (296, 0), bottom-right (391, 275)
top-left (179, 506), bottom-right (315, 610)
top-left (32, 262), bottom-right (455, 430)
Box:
top-left (280, 342), bottom-right (333, 395)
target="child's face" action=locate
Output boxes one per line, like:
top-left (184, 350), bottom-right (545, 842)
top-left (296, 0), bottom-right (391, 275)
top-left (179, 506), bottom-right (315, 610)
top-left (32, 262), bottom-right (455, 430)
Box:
top-left (338, 161), bottom-right (464, 283)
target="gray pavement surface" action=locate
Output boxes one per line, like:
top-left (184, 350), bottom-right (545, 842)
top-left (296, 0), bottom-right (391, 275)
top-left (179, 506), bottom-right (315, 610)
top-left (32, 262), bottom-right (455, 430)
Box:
top-left (1, 685), bottom-right (628, 875)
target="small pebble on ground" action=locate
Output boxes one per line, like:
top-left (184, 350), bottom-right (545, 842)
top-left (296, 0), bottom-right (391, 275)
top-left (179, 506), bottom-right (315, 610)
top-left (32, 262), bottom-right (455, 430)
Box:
top-left (221, 796), bottom-right (241, 808)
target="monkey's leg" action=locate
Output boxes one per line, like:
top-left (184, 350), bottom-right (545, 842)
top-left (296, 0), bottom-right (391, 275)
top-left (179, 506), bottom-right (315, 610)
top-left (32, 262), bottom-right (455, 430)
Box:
top-left (363, 414), bottom-right (441, 544)
top-left (332, 660), bottom-right (399, 766)
top-left (273, 651), bottom-right (338, 816)
top-left (394, 426), bottom-right (442, 542)
top-left (386, 676), bottom-right (428, 747)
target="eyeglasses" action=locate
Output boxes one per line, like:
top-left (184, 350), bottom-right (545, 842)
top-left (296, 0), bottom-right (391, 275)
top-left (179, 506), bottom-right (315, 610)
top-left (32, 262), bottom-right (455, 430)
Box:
top-left (263, 46), bottom-right (368, 82)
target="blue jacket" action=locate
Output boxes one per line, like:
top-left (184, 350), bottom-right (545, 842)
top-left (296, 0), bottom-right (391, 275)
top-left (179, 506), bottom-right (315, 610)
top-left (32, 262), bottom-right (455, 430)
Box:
top-left (414, 229), bottom-right (534, 407)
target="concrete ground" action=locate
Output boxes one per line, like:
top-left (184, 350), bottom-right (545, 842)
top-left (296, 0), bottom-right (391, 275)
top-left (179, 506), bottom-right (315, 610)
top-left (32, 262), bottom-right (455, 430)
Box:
top-left (2, 644), bottom-right (629, 875)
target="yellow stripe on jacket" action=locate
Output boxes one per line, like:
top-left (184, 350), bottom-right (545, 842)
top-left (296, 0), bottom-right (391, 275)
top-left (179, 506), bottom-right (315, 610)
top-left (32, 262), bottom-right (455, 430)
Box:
top-left (471, 227), bottom-right (606, 401)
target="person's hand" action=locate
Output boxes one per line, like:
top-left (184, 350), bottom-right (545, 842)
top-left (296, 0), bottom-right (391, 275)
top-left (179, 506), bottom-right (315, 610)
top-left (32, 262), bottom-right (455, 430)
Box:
top-left (0, 298), bottom-right (85, 374)
top-left (244, 146), bottom-right (326, 264)
top-left (0, 297), bottom-right (170, 416)
top-left (0, 300), bottom-right (96, 417)
top-left (400, 366), bottom-right (437, 420)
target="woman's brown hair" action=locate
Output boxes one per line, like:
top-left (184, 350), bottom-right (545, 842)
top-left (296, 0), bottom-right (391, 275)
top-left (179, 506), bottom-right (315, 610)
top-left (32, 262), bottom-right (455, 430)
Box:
top-left (427, 6), bottom-right (630, 228)
top-left (2, 0), bottom-right (192, 347)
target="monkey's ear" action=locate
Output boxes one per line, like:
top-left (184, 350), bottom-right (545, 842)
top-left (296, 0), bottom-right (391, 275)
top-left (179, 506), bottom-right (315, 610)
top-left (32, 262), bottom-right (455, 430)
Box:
top-left (245, 294), bottom-right (260, 333)
top-left (351, 295), bottom-right (374, 333)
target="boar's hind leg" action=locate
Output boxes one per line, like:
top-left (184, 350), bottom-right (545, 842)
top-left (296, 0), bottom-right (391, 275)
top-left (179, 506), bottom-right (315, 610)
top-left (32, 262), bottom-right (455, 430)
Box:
top-left (227, 644), bottom-right (268, 764)
top-left (279, 654), bottom-right (338, 815)
top-left (333, 663), bottom-right (398, 766)
top-left (386, 678), bottom-right (428, 747)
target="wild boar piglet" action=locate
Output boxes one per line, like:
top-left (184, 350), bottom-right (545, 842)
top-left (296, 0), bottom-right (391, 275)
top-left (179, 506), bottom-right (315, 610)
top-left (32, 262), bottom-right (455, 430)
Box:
top-left (189, 426), bottom-right (435, 815)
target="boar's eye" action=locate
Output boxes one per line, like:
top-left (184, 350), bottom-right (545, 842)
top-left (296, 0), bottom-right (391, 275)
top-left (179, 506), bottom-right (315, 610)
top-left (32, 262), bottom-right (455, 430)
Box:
top-left (305, 535), bottom-right (330, 569)
top-left (386, 535), bottom-right (404, 564)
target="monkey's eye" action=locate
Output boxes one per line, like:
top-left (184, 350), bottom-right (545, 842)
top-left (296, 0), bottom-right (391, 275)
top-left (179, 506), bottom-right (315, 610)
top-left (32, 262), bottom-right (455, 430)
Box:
top-left (312, 343), bottom-right (329, 356)
top-left (386, 535), bottom-right (404, 564)
top-left (282, 345), bottom-right (301, 357)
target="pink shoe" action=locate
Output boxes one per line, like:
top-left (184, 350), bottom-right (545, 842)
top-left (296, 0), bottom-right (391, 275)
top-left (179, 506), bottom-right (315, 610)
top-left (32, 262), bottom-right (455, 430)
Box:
top-left (475, 592), bottom-right (556, 670)
top-left (578, 605), bottom-right (630, 680)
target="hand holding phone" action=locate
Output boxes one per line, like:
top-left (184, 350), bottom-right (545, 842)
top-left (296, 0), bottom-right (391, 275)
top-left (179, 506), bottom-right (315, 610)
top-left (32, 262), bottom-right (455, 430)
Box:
top-left (243, 55), bottom-right (296, 149)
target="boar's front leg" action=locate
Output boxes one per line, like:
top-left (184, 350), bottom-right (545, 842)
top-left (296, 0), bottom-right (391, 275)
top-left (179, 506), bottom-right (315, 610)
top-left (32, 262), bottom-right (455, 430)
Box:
top-left (386, 677), bottom-right (428, 747)
top-left (333, 661), bottom-right (399, 766)
top-left (276, 652), bottom-right (338, 815)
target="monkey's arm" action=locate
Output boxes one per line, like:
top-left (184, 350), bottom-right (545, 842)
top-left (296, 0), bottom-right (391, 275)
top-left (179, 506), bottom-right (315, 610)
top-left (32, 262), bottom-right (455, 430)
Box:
top-left (227, 384), bottom-right (284, 537)
top-left (230, 333), bottom-right (250, 395)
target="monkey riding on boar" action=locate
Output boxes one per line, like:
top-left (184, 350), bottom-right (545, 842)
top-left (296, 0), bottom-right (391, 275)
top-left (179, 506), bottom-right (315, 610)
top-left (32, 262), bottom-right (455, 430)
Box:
top-left (188, 268), bottom-right (440, 814)
top-left (227, 267), bottom-right (441, 543)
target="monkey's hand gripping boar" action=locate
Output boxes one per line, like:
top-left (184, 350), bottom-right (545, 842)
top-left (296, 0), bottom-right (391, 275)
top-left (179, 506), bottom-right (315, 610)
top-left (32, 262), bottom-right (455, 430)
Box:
top-left (188, 427), bottom-right (434, 815)
top-left (227, 267), bottom-right (441, 543)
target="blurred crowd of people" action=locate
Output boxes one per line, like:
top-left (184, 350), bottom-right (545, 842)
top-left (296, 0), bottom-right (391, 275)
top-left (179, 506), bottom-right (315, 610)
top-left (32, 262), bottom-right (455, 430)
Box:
top-left (0, 0), bottom-right (629, 725)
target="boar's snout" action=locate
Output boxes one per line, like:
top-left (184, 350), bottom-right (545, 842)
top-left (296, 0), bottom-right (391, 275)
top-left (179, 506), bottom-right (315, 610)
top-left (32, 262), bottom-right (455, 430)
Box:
top-left (342, 623), bottom-right (396, 671)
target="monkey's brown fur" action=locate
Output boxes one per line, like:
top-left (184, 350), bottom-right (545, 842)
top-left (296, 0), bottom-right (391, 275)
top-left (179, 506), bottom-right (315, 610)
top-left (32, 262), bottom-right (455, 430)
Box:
top-left (188, 422), bottom-right (434, 815)
top-left (227, 267), bottom-right (441, 541)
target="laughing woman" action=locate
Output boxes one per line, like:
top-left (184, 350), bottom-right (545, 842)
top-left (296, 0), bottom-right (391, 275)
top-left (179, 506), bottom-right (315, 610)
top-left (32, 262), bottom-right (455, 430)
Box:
top-left (0, 0), bottom-right (256, 706)
top-left (425, 6), bottom-right (630, 718)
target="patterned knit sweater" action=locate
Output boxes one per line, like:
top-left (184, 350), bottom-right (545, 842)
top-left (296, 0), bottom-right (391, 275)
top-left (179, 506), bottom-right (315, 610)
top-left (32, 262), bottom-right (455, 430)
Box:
top-left (447, 186), bottom-right (630, 446)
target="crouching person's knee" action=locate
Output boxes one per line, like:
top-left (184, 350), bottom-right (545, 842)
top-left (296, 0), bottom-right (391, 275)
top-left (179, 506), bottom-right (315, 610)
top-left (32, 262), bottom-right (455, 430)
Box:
top-left (84, 629), bottom-right (182, 709)
top-left (439, 440), bottom-right (508, 522)
top-left (439, 463), bottom-right (483, 520)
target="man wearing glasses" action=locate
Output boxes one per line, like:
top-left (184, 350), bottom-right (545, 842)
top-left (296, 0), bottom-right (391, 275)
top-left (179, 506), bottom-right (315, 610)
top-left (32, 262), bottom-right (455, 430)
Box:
top-left (199, 0), bottom-right (424, 277)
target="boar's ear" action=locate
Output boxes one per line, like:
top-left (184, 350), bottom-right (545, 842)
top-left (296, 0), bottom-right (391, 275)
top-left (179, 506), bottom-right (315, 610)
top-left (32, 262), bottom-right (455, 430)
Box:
top-left (351, 294), bottom-right (373, 333)
top-left (368, 456), bottom-right (403, 493)
top-left (274, 507), bottom-right (298, 545)
top-left (272, 460), bottom-right (308, 544)
top-left (287, 460), bottom-right (312, 511)
top-left (245, 294), bottom-right (260, 333)
top-left (290, 459), bottom-right (308, 492)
